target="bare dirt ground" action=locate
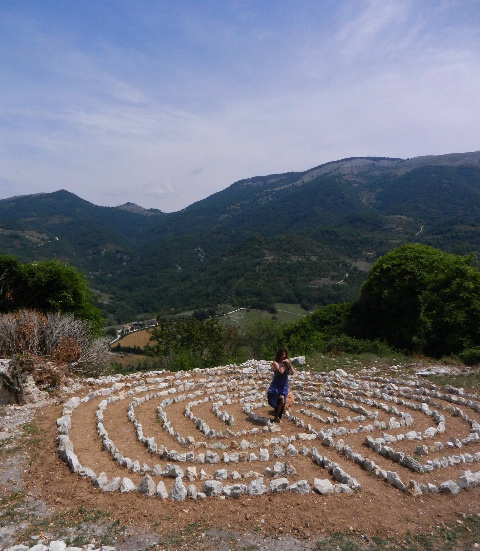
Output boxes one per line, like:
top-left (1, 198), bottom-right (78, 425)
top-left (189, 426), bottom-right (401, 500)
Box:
top-left (2, 362), bottom-right (480, 551)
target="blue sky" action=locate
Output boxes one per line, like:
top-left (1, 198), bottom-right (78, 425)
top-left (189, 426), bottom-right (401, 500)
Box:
top-left (1, 0), bottom-right (479, 212)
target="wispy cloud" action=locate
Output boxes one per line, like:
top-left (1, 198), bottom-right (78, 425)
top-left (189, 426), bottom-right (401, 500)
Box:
top-left (335, 0), bottom-right (413, 61)
top-left (0, 0), bottom-right (479, 211)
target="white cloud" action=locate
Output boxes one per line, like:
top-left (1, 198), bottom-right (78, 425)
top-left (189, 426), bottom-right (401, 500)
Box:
top-left (0, 1), bottom-right (479, 211)
top-left (335, 0), bottom-right (413, 61)
top-left (141, 180), bottom-right (178, 199)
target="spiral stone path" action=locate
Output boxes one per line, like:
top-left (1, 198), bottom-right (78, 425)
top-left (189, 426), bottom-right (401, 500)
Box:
top-left (56, 361), bottom-right (480, 501)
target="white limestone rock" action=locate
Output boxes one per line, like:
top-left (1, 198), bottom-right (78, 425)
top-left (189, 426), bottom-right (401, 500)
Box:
top-left (138, 474), bottom-right (155, 496)
top-left (285, 444), bottom-right (297, 456)
top-left (214, 469), bottom-right (228, 480)
top-left (170, 477), bottom-right (187, 501)
top-left (57, 435), bottom-right (74, 461)
top-left (201, 480), bottom-right (224, 496)
top-left (458, 470), bottom-right (480, 489)
top-left (285, 461), bottom-right (297, 476)
top-left (258, 448), bottom-right (269, 461)
top-left (273, 444), bottom-right (284, 457)
top-left (288, 480), bottom-right (310, 494)
top-left (386, 471), bottom-right (407, 492)
top-left (64, 450), bottom-right (80, 474)
top-left (439, 480), bottom-right (461, 495)
top-left (103, 477), bottom-right (121, 492)
top-left (273, 461), bottom-right (284, 475)
top-left (248, 477), bottom-right (267, 496)
top-left (120, 477), bottom-right (136, 493)
top-left (164, 464), bottom-right (184, 478)
top-left (408, 480), bottom-right (423, 496)
top-left (223, 484), bottom-right (247, 498)
top-left (415, 445), bottom-right (429, 456)
top-left (93, 472), bottom-right (108, 489)
top-left (269, 478), bottom-right (289, 493)
top-left (313, 479), bottom-right (334, 495)
top-left (187, 484), bottom-right (198, 499)
top-left (156, 481), bottom-right (168, 499)
top-left (56, 415), bottom-right (71, 435)
top-left (334, 484), bottom-right (353, 494)
top-left (205, 450), bottom-right (220, 464)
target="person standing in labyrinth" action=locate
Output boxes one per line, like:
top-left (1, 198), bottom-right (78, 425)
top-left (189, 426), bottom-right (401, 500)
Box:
top-left (267, 348), bottom-right (295, 423)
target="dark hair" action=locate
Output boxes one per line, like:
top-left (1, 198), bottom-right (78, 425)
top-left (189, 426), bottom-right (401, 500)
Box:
top-left (275, 348), bottom-right (288, 362)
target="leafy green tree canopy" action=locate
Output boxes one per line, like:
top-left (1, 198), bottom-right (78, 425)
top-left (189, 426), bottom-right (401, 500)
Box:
top-left (146, 317), bottom-right (228, 370)
top-left (282, 302), bottom-right (352, 354)
top-left (348, 243), bottom-right (480, 356)
top-left (0, 255), bottom-right (103, 332)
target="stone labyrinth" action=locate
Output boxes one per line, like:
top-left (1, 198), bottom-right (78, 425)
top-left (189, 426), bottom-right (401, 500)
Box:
top-left (56, 361), bottom-right (480, 501)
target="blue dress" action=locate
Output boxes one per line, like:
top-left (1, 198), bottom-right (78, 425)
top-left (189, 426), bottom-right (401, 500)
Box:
top-left (267, 366), bottom-right (289, 409)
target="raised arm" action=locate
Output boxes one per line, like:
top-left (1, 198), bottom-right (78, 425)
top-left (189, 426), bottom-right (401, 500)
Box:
top-left (271, 361), bottom-right (286, 374)
top-left (284, 358), bottom-right (295, 375)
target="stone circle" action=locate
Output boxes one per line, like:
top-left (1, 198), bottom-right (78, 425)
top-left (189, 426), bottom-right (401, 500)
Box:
top-left (56, 361), bottom-right (480, 501)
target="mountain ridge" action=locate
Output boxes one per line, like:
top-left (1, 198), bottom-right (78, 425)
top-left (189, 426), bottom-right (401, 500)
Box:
top-left (1, 150), bottom-right (480, 323)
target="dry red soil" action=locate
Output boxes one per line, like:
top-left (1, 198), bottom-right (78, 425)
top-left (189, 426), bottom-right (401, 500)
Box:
top-left (21, 367), bottom-right (480, 545)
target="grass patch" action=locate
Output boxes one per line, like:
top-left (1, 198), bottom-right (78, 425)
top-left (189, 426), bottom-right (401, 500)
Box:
top-left (0, 421), bottom-right (44, 458)
top-left (0, 435), bottom-right (21, 457)
top-left (426, 370), bottom-right (480, 392)
top-left (0, 492), bottom-right (29, 527)
top-left (274, 303), bottom-right (310, 323)
top-left (316, 531), bottom-right (359, 550)
top-left (315, 514), bottom-right (480, 551)
top-left (21, 506), bottom-right (126, 547)
top-left (306, 351), bottom-right (413, 374)
top-left (22, 422), bottom-right (43, 442)
top-left (158, 520), bottom-right (208, 549)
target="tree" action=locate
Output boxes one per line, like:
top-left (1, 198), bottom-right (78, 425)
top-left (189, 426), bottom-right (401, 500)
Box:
top-left (243, 318), bottom-right (284, 359)
top-left (146, 317), bottom-right (227, 370)
top-left (348, 243), bottom-right (480, 356)
top-left (283, 302), bottom-right (352, 354)
top-left (0, 255), bottom-right (103, 332)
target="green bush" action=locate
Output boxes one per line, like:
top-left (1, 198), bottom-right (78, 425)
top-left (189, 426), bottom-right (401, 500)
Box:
top-left (243, 318), bottom-right (285, 359)
top-left (147, 317), bottom-right (235, 370)
top-left (348, 244), bottom-right (480, 357)
top-left (282, 303), bottom-right (352, 355)
top-left (112, 344), bottom-right (143, 354)
top-left (458, 347), bottom-right (480, 366)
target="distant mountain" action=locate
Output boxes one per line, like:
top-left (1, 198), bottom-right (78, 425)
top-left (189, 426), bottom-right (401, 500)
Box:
top-left (0, 190), bottom-right (164, 299)
top-left (116, 202), bottom-right (164, 216)
top-left (1, 152), bottom-right (480, 323)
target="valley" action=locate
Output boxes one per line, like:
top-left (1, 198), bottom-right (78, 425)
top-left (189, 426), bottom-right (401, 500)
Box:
top-left (1, 151), bottom-right (480, 324)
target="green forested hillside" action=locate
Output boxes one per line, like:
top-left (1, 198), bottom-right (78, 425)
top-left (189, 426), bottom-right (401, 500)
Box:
top-left (2, 152), bottom-right (480, 323)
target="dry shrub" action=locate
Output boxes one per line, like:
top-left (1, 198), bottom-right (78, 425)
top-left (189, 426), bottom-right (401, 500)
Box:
top-left (54, 336), bottom-right (82, 363)
top-left (15, 354), bottom-right (69, 390)
top-left (0, 310), bottom-right (111, 383)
